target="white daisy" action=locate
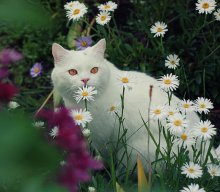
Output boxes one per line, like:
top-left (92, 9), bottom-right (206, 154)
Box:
top-left (82, 128), bottom-right (91, 137)
top-left (193, 120), bottom-right (216, 140)
top-left (164, 106), bottom-right (178, 117)
top-left (8, 101), bottom-right (20, 109)
top-left (96, 11), bottom-right (111, 25)
top-left (49, 126), bottom-right (59, 139)
top-left (88, 186), bottom-right (96, 192)
top-left (98, 1), bottom-right (117, 12)
top-left (150, 105), bottom-right (166, 120)
top-left (71, 108), bottom-right (92, 128)
top-left (64, 1), bottom-right (80, 10)
top-left (181, 162), bottom-right (203, 179)
top-left (194, 97), bottom-right (214, 114)
top-left (158, 73), bottom-right (179, 92)
top-left (214, 9), bottom-right (220, 21)
top-left (167, 113), bottom-right (188, 134)
top-left (174, 130), bottom-right (195, 148)
top-left (66, 2), bottom-right (88, 21)
top-left (165, 54), bottom-right (180, 69)
top-left (207, 164), bottom-right (220, 178)
top-left (107, 102), bottom-right (120, 115)
top-left (34, 121), bottom-right (44, 128)
top-left (196, 0), bottom-right (216, 14)
top-left (150, 21), bottom-right (168, 37)
top-left (179, 99), bottom-right (195, 113)
top-left (74, 86), bottom-right (97, 103)
top-left (117, 72), bottom-right (135, 90)
top-left (180, 184), bottom-right (206, 192)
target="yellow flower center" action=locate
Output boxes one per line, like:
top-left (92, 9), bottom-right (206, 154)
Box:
top-left (202, 3), bottom-right (210, 9)
top-left (34, 67), bottom-right (40, 73)
top-left (174, 119), bottom-right (182, 126)
top-left (110, 106), bottom-right (116, 112)
top-left (157, 27), bottom-right (163, 32)
top-left (201, 127), bottom-right (208, 133)
top-left (170, 60), bottom-right (176, 65)
top-left (183, 103), bottom-right (190, 108)
top-left (154, 109), bottom-right (161, 115)
top-left (100, 15), bottom-right (107, 21)
top-left (82, 91), bottom-right (89, 97)
top-left (104, 5), bottom-right (111, 9)
top-left (164, 79), bottom-right (171, 85)
top-left (80, 41), bottom-right (87, 47)
top-left (188, 168), bottom-right (195, 173)
top-left (200, 103), bottom-right (206, 109)
top-left (121, 77), bottom-right (129, 83)
top-left (73, 9), bottom-right (80, 15)
top-left (181, 133), bottom-right (188, 141)
top-left (211, 170), bottom-right (216, 176)
top-left (169, 111), bottom-right (174, 116)
top-left (75, 114), bottom-right (83, 121)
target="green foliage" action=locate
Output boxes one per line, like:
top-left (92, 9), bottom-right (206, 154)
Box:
top-left (0, 109), bottom-right (66, 192)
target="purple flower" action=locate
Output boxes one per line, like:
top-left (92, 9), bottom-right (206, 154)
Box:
top-left (30, 63), bottom-right (42, 77)
top-left (37, 107), bottom-right (103, 192)
top-left (0, 68), bottom-right (9, 80)
top-left (0, 49), bottom-right (23, 65)
top-left (75, 36), bottom-right (93, 50)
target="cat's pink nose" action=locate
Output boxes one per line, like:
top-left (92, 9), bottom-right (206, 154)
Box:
top-left (81, 78), bottom-right (90, 85)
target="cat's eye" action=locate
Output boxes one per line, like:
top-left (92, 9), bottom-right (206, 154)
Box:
top-left (90, 67), bottom-right (98, 74)
top-left (68, 69), bottom-right (78, 76)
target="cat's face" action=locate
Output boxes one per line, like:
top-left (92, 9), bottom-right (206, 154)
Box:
top-left (51, 39), bottom-right (110, 100)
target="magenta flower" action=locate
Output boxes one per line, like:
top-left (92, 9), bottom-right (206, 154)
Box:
top-left (37, 107), bottom-right (103, 192)
top-left (0, 82), bottom-right (18, 103)
top-left (30, 62), bottom-right (42, 77)
top-left (0, 49), bottom-right (23, 65)
top-left (75, 36), bottom-right (93, 50)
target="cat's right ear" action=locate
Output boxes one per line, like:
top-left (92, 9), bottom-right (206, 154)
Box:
top-left (52, 43), bottom-right (68, 64)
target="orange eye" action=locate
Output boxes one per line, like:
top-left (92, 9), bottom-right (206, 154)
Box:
top-left (90, 67), bottom-right (98, 74)
top-left (68, 69), bottom-right (78, 76)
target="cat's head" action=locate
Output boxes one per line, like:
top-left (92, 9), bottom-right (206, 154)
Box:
top-left (51, 39), bottom-right (110, 101)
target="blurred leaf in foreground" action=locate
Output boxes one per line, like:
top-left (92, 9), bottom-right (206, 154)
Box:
top-left (0, 0), bottom-right (52, 29)
top-left (0, 109), bottom-right (66, 192)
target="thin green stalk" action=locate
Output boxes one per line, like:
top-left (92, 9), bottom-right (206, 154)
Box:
top-left (110, 151), bottom-right (117, 192)
top-left (83, 18), bottom-right (99, 34)
top-left (181, 64), bottom-right (190, 98)
top-left (160, 36), bottom-right (164, 55)
top-left (203, 139), bottom-right (214, 167)
top-left (203, 68), bottom-right (206, 98)
top-left (200, 138), bottom-right (204, 163)
top-left (112, 15), bottom-right (121, 38)
top-left (140, 114), bottom-right (165, 159)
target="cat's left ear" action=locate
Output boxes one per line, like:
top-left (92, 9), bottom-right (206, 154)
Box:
top-left (92, 39), bottom-right (106, 58)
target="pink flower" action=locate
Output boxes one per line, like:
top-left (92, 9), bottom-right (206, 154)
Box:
top-left (37, 107), bottom-right (103, 192)
top-left (0, 49), bottom-right (23, 65)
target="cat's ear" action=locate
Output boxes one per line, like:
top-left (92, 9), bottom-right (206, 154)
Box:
top-left (92, 39), bottom-right (106, 57)
top-left (52, 43), bottom-right (68, 64)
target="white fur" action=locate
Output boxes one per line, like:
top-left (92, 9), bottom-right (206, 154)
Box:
top-left (51, 39), bottom-right (219, 171)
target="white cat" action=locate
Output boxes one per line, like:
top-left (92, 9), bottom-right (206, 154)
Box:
top-left (51, 39), bottom-right (220, 171)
